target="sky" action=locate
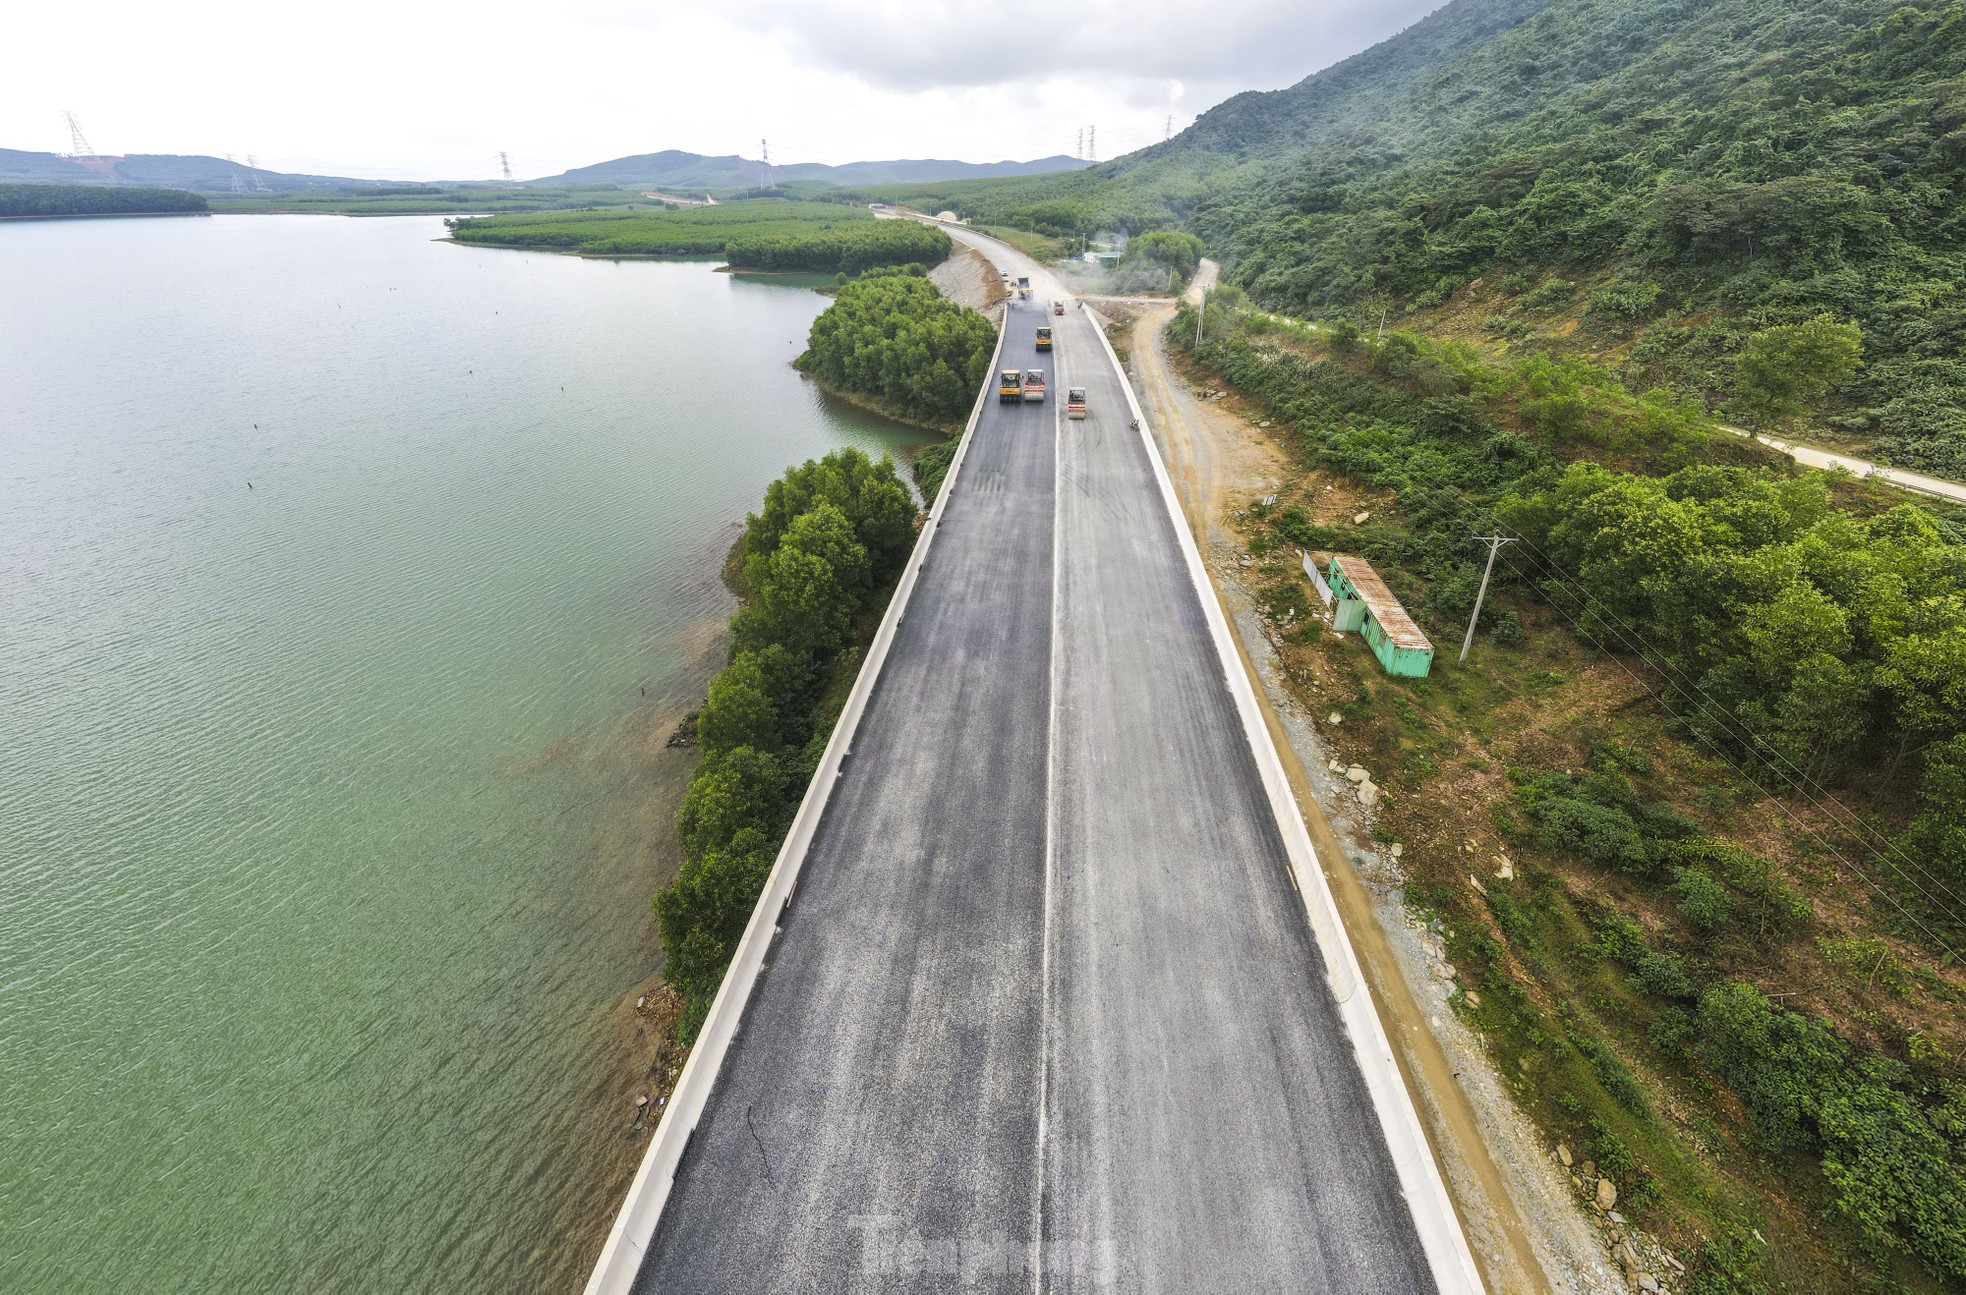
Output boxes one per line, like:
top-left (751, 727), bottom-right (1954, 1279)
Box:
top-left (4, 0), bottom-right (1445, 180)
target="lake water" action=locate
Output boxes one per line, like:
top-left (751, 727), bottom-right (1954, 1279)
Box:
top-left (0, 214), bottom-right (931, 1291)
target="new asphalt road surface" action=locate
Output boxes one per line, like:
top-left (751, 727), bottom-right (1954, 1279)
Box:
top-left (632, 281), bottom-right (1440, 1291)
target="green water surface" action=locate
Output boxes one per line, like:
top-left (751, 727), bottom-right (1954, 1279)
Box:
top-left (0, 215), bottom-right (931, 1291)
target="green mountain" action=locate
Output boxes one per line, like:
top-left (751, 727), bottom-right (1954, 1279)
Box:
top-left (875, 0), bottom-right (1966, 474)
top-left (0, 148), bottom-right (402, 193)
top-left (526, 150), bottom-right (1088, 190)
top-left (1, 145), bottom-right (1089, 201)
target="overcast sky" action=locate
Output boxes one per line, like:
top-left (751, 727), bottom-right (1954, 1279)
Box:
top-left (5, 0), bottom-right (1444, 180)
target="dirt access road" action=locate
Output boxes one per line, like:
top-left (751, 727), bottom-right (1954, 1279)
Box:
top-left (1125, 275), bottom-right (1619, 1295)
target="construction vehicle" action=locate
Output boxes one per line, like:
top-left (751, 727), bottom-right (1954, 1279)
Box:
top-left (1052, 300), bottom-right (1065, 315)
top-left (1035, 326), bottom-right (1052, 351)
top-left (1023, 369), bottom-right (1046, 402)
top-left (1067, 387), bottom-right (1087, 419)
top-left (998, 369), bottom-right (1023, 403)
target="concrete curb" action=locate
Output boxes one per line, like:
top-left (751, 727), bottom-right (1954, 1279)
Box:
top-left (582, 297), bottom-right (1009, 1295)
top-left (1085, 306), bottom-right (1488, 1294)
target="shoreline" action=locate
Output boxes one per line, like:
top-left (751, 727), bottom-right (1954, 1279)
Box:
top-left (794, 363), bottom-right (962, 437)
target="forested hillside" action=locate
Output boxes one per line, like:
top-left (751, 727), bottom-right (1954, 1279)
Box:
top-left (870, 0), bottom-right (1966, 473)
top-left (1200, 0), bottom-right (1966, 473)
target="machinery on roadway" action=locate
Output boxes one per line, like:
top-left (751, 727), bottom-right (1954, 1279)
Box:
top-left (1067, 386), bottom-right (1087, 419)
top-left (1036, 326), bottom-right (1052, 351)
top-left (998, 368), bottom-right (1023, 403)
top-left (1023, 368), bottom-right (1046, 402)
top-left (1053, 299), bottom-right (1066, 315)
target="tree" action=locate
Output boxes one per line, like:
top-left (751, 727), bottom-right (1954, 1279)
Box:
top-left (745, 502), bottom-right (868, 653)
top-left (696, 653), bottom-right (781, 756)
top-left (676, 746), bottom-right (788, 863)
top-left (654, 826), bottom-right (779, 1035)
top-left (1126, 230), bottom-right (1206, 282)
top-left (1734, 316), bottom-right (1864, 420)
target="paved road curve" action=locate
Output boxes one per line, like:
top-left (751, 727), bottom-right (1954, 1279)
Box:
top-left (627, 256), bottom-right (1461, 1290)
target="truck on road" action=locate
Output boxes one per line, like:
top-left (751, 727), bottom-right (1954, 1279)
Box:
top-left (1023, 369), bottom-right (1046, 402)
top-left (998, 369), bottom-right (1023, 403)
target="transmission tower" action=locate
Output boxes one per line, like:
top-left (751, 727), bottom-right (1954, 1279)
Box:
top-left (1088, 125), bottom-right (1096, 163)
top-left (1075, 127), bottom-right (1083, 160)
top-left (499, 151), bottom-right (514, 184)
top-left (759, 139), bottom-right (773, 189)
top-left (1165, 115), bottom-right (1173, 141)
top-left (61, 110), bottom-right (95, 158)
top-left (225, 153), bottom-right (248, 195)
top-left (245, 153), bottom-right (269, 191)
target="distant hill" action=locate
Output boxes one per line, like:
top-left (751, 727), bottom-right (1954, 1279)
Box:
top-left (0, 148), bottom-right (399, 193)
top-left (0, 145), bottom-right (1090, 197)
top-left (526, 150), bottom-right (1089, 191)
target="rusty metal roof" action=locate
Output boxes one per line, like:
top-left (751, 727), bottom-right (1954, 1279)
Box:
top-left (1331, 555), bottom-right (1434, 653)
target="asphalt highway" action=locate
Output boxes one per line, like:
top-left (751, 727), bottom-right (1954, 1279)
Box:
top-left (631, 272), bottom-right (1440, 1292)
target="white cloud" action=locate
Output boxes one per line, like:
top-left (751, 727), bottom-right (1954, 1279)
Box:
top-left (715, 0), bottom-right (1439, 91)
top-left (0, 0), bottom-right (1444, 179)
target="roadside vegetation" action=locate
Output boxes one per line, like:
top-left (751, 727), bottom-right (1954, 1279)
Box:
top-left (1172, 297), bottom-right (1966, 1290)
top-left (0, 182), bottom-right (207, 218)
top-left (796, 265), bottom-right (996, 430)
top-left (653, 449), bottom-right (919, 1040)
top-left (445, 198), bottom-right (950, 273)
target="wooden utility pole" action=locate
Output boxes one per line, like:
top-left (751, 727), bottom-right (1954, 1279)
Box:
top-left (1460, 535), bottom-right (1516, 663)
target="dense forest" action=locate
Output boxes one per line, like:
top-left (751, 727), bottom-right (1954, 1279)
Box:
top-left (796, 266), bottom-right (997, 427)
top-left (445, 198), bottom-right (948, 272)
top-left (1180, 298), bottom-right (1966, 1287)
top-left (655, 449), bottom-right (918, 1037)
top-left (0, 183), bottom-right (207, 218)
top-left (854, 0), bottom-right (1966, 474)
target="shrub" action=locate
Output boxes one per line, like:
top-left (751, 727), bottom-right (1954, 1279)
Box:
top-left (1673, 867), bottom-right (1734, 935)
top-left (1696, 982), bottom-right (1966, 1277)
top-left (1734, 316), bottom-right (1864, 420)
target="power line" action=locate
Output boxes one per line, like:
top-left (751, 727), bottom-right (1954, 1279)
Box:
top-left (1472, 518), bottom-right (1966, 918)
top-left (1483, 518), bottom-right (1966, 916)
top-left (1492, 545), bottom-right (1963, 961)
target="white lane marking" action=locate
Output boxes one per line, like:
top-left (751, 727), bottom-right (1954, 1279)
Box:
top-left (1031, 303), bottom-right (1066, 1293)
